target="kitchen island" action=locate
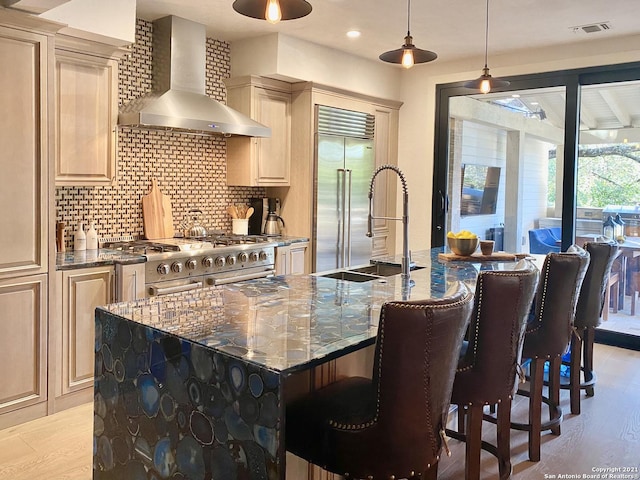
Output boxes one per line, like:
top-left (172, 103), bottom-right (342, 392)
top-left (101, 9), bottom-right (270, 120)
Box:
top-left (92, 249), bottom-right (509, 479)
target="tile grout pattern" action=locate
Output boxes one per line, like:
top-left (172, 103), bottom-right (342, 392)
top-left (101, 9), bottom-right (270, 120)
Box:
top-left (55, 19), bottom-right (266, 249)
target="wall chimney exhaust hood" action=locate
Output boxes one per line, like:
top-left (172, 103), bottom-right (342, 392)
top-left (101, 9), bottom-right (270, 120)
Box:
top-left (118, 15), bottom-right (271, 137)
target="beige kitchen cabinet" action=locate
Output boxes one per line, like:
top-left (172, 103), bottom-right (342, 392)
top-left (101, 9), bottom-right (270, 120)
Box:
top-left (115, 262), bottom-right (145, 301)
top-left (54, 266), bottom-right (113, 410)
top-left (0, 275), bottom-right (48, 422)
top-left (225, 76), bottom-right (291, 186)
top-left (0, 19), bottom-right (54, 281)
top-left (275, 242), bottom-right (309, 275)
top-left (54, 35), bottom-right (121, 185)
top-left (0, 11), bottom-right (57, 430)
top-left (269, 83), bottom-right (402, 272)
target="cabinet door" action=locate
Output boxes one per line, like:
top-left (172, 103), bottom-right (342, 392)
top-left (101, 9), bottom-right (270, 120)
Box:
top-left (288, 242), bottom-right (308, 275)
top-left (115, 263), bottom-right (145, 301)
top-left (255, 88), bottom-right (291, 185)
top-left (0, 275), bottom-right (47, 414)
top-left (55, 51), bottom-right (117, 185)
top-left (0, 26), bottom-right (49, 279)
top-left (275, 245), bottom-right (289, 276)
top-left (226, 82), bottom-right (291, 187)
top-left (60, 267), bottom-right (112, 395)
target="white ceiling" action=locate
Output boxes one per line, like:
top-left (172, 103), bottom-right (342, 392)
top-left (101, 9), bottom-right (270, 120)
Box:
top-left (134, 0), bottom-right (640, 65)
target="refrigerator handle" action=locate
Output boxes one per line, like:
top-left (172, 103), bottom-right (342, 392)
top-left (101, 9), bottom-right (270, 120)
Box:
top-left (345, 169), bottom-right (352, 266)
top-left (338, 168), bottom-right (347, 268)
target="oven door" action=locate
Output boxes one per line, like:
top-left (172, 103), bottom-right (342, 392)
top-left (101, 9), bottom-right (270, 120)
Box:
top-left (146, 277), bottom-right (204, 297)
top-left (204, 266), bottom-right (275, 286)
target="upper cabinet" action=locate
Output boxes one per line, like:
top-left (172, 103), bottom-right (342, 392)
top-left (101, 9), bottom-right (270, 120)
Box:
top-left (225, 76), bottom-right (291, 187)
top-left (54, 35), bottom-right (123, 186)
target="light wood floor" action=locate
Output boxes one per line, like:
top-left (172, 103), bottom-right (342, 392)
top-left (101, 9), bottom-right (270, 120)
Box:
top-left (1, 343), bottom-right (639, 480)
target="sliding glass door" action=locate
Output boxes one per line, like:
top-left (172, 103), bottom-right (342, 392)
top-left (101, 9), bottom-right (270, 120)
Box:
top-left (432, 62), bottom-right (640, 349)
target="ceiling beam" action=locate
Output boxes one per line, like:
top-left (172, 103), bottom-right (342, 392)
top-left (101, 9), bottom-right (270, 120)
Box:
top-left (599, 88), bottom-right (632, 127)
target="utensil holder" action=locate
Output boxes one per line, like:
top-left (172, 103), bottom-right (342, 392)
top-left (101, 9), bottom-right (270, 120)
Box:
top-left (232, 219), bottom-right (249, 235)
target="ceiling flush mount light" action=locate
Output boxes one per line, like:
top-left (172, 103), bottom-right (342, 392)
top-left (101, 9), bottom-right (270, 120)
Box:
top-left (464, 0), bottom-right (509, 93)
top-left (232, 0), bottom-right (312, 24)
top-left (379, 0), bottom-right (437, 69)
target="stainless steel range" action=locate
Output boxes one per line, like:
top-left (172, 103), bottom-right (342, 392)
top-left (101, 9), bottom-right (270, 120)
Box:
top-left (106, 235), bottom-right (277, 297)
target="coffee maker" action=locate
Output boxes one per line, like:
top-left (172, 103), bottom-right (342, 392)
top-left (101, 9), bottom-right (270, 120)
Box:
top-left (248, 197), bottom-right (282, 235)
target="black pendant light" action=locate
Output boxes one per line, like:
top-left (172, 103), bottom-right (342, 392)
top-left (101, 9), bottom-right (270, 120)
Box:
top-left (379, 0), bottom-right (437, 68)
top-left (233, 0), bottom-right (312, 24)
top-left (464, 0), bottom-right (509, 93)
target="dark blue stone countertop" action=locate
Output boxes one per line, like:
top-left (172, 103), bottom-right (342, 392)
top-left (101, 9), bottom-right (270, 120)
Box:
top-left (99, 249), bottom-right (521, 375)
top-left (56, 249), bottom-right (146, 271)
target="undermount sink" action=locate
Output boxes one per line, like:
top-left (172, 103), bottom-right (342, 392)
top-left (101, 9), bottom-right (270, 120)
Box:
top-left (349, 263), bottom-right (424, 277)
top-left (318, 271), bottom-right (382, 283)
top-left (317, 263), bottom-right (425, 282)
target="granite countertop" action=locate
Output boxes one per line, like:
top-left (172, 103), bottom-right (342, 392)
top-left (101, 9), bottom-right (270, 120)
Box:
top-left (56, 249), bottom-right (146, 271)
top-left (100, 249), bottom-right (504, 374)
top-left (268, 235), bottom-right (309, 246)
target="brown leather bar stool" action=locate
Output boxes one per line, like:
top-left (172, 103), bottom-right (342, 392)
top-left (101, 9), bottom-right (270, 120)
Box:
top-left (566, 242), bottom-right (619, 414)
top-left (512, 248), bottom-right (590, 462)
top-left (285, 282), bottom-right (474, 480)
top-left (447, 261), bottom-right (539, 480)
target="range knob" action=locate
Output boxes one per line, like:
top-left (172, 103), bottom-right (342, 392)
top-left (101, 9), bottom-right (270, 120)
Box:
top-left (185, 259), bottom-right (197, 270)
top-left (157, 263), bottom-right (170, 275)
top-left (171, 262), bottom-right (183, 273)
top-left (249, 251), bottom-right (259, 262)
top-left (258, 251), bottom-right (268, 261)
top-left (226, 255), bottom-right (236, 266)
top-left (202, 256), bottom-right (214, 268)
top-left (238, 252), bottom-right (248, 263)
top-left (215, 256), bottom-right (226, 267)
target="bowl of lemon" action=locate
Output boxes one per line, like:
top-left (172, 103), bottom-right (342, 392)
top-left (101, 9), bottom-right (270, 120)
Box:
top-left (447, 230), bottom-right (479, 256)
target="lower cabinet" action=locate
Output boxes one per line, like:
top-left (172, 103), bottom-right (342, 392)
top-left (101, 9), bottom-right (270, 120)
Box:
top-left (54, 266), bottom-right (113, 410)
top-left (275, 242), bottom-right (309, 275)
top-left (0, 275), bottom-right (48, 424)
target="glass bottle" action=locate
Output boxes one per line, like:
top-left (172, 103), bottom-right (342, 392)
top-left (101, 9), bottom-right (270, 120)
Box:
top-left (603, 216), bottom-right (616, 241)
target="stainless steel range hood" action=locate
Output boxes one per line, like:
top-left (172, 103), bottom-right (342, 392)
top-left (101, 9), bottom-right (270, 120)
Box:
top-left (119, 15), bottom-right (270, 137)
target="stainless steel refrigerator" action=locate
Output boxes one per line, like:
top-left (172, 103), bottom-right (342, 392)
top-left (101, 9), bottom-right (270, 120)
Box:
top-left (314, 105), bottom-right (375, 272)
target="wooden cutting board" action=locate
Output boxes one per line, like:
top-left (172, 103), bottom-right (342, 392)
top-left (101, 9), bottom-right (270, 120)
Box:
top-left (438, 252), bottom-right (529, 262)
top-left (142, 179), bottom-right (175, 239)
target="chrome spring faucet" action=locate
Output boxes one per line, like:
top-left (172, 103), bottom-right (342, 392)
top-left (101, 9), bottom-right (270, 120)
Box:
top-left (367, 165), bottom-right (411, 285)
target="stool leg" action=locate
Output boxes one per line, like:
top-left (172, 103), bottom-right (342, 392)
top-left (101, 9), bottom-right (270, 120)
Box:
top-left (548, 357), bottom-right (561, 436)
top-left (457, 405), bottom-right (466, 434)
top-left (528, 358), bottom-right (544, 462)
top-left (570, 332), bottom-right (582, 415)
top-left (497, 397), bottom-right (512, 480)
top-left (465, 405), bottom-right (483, 480)
top-left (583, 327), bottom-right (595, 397)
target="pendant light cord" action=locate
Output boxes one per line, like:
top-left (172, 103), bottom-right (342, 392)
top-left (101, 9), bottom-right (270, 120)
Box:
top-left (407, 0), bottom-right (411, 35)
top-left (483, 0), bottom-right (489, 69)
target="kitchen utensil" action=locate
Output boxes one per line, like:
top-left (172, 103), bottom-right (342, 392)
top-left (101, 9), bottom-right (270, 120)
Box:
top-left (227, 205), bottom-right (238, 218)
top-left (264, 212), bottom-right (285, 235)
top-left (245, 207), bottom-right (254, 219)
top-left (142, 179), bottom-right (175, 240)
top-left (184, 209), bottom-right (207, 238)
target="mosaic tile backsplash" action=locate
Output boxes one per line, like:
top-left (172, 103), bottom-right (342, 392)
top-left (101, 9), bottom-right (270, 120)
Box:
top-left (55, 19), bottom-right (266, 249)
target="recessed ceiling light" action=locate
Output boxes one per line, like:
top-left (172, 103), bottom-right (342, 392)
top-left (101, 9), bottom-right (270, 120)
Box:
top-left (347, 30), bottom-right (361, 38)
top-left (530, 101), bottom-right (539, 105)
top-left (512, 94), bottom-right (520, 98)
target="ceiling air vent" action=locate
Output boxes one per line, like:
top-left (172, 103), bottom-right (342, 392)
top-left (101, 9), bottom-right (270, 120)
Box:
top-left (571, 22), bottom-right (612, 34)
